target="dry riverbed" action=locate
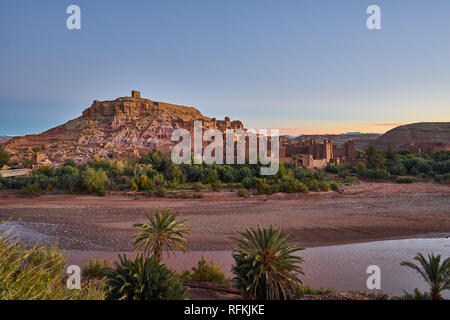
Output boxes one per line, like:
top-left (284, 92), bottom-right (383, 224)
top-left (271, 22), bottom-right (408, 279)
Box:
top-left (0, 181), bottom-right (449, 251)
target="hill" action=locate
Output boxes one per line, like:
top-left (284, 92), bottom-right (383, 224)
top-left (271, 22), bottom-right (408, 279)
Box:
top-left (2, 91), bottom-right (243, 165)
top-left (373, 122), bottom-right (450, 148)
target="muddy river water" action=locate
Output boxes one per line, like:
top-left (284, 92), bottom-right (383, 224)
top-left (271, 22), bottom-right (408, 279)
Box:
top-left (2, 220), bottom-right (449, 298)
top-left (65, 237), bottom-right (450, 298)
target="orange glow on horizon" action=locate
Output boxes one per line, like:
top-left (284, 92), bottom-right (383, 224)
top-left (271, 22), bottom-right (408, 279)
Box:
top-left (261, 123), bottom-right (406, 136)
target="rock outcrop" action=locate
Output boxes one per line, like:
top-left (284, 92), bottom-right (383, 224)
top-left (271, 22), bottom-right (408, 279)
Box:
top-left (2, 91), bottom-right (244, 166)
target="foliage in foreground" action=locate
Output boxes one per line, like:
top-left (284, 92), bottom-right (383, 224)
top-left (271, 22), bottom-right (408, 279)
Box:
top-left (398, 288), bottom-right (431, 300)
top-left (232, 225), bottom-right (304, 300)
top-left (105, 254), bottom-right (186, 300)
top-left (82, 258), bottom-right (110, 279)
top-left (401, 252), bottom-right (450, 300)
top-left (133, 208), bottom-right (191, 261)
top-left (183, 256), bottom-right (226, 284)
top-left (0, 235), bottom-right (105, 300)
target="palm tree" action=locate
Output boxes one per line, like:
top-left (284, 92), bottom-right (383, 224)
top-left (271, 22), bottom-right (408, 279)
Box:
top-left (232, 225), bottom-right (304, 300)
top-left (401, 253), bottom-right (450, 300)
top-left (133, 209), bottom-right (191, 261)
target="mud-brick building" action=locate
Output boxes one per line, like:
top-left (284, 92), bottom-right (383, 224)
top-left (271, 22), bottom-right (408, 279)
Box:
top-left (280, 138), bottom-right (356, 169)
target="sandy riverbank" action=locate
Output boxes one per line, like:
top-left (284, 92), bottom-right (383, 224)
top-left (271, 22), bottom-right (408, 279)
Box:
top-left (0, 181), bottom-right (449, 251)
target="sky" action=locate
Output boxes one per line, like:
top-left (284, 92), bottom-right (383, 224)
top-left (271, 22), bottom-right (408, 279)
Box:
top-left (0, 0), bottom-right (449, 136)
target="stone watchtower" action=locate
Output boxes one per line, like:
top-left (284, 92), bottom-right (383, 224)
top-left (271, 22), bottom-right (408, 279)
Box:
top-left (131, 90), bottom-right (141, 98)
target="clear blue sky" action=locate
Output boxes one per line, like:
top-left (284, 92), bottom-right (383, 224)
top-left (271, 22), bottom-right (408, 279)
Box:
top-left (1, 0), bottom-right (449, 136)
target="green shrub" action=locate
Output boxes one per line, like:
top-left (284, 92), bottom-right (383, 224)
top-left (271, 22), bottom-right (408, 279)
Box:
top-left (193, 193), bottom-right (204, 199)
top-left (329, 182), bottom-right (339, 191)
top-left (254, 178), bottom-right (272, 195)
top-left (179, 192), bottom-right (189, 199)
top-left (211, 180), bottom-right (221, 192)
top-left (192, 182), bottom-right (204, 192)
top-left (241, 177), bottom-right (254, 189)
top-left (388, 161), bottom-right (407, 176)
top-left (295, 285), bottom-right (334, 298)
top-left (105, 255), bottom-right (186, 300)
top-left (0, 147), bottom-right (11, 167)
top-left (34, 165), bottom-right (52, 176)
top-left (151, 173), bottom-right (166, 187)
top-left (82, 258), bottom-right (110, 279)
top-left (398, 288), bottom-right (431, 300)
top-left (0, 236), bottom-right (105, 299)
top-left (278, 179), bottom-right (308, 194)
top-left (21, 183), bottom-right (42, 197)
top-left (325, 164), bottom-right (339, 174)
top-left (305, 178), bottom-right (319, 192)
top-left (342, 176), bottom-right (357, 184)
top-left (356, 168), bottom-right (390, 179)
top-left (200, 168), bottom-right (219, 184)
top-left (186, 256), bottom-right (226, 284)
top-left (23, 159), bottom-right (34, 169)
top-left (238, 188), bottom-right (248, 197)
top-left (435, 173), bottom-right (450, 183)
top-left (338, 169), bottom-right (350, 179)
top-left (131, 174), bottom-right (155, 191)
top-left (63, 159), bottom-right (77, 167)
top-left (80, 167), bottom-right (109, 195)
top-left (318, 181), bottom-right (331, 191)
top-left (155, 187), bottom-right (167, 197)
top-left (395, 176), bottom-right (415, 184)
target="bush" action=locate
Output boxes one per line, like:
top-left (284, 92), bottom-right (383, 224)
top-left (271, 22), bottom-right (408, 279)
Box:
top-left (395, 176), bottom-right (415, 184)
top-left (192, 182), bottom-right (204, 192)
top-left (238, 188), bottom-right (248, 197)
top-left (342, 176), bottom-right (357, 184)
top-left (34, 165), bottom-right (52, 176)
top-left (398, 288), bottom-right (431, 300)
top-left (435, 173), bottom-right (450, 183)
top-left (0, 236), bottom-right (105, 299)
top-left (356, 168), bottom-right (390, 179)
top-left (325, 164), bottom-right (339, 174)
top-left (318, 181), bottom-right (331, 191)
top-left (80, 167), bottom-right (109, 195)
top-left (186, 256), bottom-right (226, 284)
top-left (193, 193), bottom-right (204, 199)
top-left (23, 159), bottom-right (34, 169)
top-left (82, 258), bottom-right (109, 279)
top-left (388, 161), bottom-right (407, 176)
top-left (338, 169), bottom-right (350, 179)
top-left (401, 158), bottom-right (432, 175)
top-left (21, 183), bottom-right (42, 197)
top-left (64, 159), bottom-right (77, 167)
top-left (105, 255), bottom-right (186, 300)
top-left (278, 179), bottom-right (308, 194)
top-left (0, 147), bottom-right (10, 167)
top-left (329, 182), bottom-right (339, 191)
top-left (211, 180), bottom-right (221, 192)
top-left (241, 177), bottom-right (254, 189)
top-left (155, 187), bottom-right (167, 197)
top-left (131, 174), bottom-right (155, 191)
top-left (305, 178), bottom-right (319, 192)
top-left (254, 178), bottom-right (272, 195)
top-left (295, 285), bottom-right (334, 298)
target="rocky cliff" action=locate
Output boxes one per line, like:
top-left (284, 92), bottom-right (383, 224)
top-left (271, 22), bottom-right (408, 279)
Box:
top-left (2, 91), bottom-right (243, 166)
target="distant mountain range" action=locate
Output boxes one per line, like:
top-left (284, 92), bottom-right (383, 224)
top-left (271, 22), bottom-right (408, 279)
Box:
top-left (340, 132), bottom-right (381, 135)
top-left (281, 132), bottom-right (381, 139)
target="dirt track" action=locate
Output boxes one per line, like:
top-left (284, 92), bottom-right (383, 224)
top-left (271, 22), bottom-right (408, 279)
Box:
top-left (0, 182), bottom-right (449, 250)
